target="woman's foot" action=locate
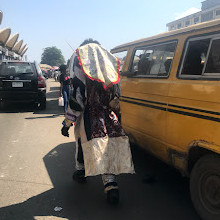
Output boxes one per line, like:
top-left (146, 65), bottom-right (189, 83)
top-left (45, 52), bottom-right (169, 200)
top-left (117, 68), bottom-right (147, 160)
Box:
top-left (72, 170), bottom-right (86, 183)
top-left (104, 182), bottom-right (119, 204)
top-left (107, 188), bottom-right (119, 205)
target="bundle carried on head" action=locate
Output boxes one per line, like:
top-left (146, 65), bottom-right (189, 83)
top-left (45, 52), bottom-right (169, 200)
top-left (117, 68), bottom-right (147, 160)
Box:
top-left (76, 43), bottom-right (120, 90)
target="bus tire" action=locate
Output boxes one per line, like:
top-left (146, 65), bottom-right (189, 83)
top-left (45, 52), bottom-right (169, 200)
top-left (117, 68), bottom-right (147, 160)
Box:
top-left (190, 154), bottom-right (220, 220)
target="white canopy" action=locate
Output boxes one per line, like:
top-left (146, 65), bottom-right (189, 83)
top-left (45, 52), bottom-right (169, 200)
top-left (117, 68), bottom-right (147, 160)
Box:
top-left (20, 47), bottom-right (28, 56)
top-left (0, 11), bottom-right (2, 25)
top-left (18, 43), bottom-right (27, 55)
top-left (5, 33), bottom-right (19, 50)
top-left (12, 39), bottom-right (23, 53)
top-left (0, 28), bottom-right (11, 45)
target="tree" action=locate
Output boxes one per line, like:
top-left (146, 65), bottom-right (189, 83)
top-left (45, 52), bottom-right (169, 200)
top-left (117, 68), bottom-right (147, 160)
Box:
top-left (41, 46), bottom-right (65, 66)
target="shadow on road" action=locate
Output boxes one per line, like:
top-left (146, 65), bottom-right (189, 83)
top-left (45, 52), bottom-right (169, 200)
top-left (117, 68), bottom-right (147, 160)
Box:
top-left (0, 141), bottom-right (200, 220)
top-left (49, 86), bottom-right (60, 91)
top-left (46, 90), bottom-right (60, 99)
top-left (25, 99), bottom-right (64, 120)
top-left (0, 100), bottom-right (64, 117)
top-left (0, 102), bottom-right (35, 113)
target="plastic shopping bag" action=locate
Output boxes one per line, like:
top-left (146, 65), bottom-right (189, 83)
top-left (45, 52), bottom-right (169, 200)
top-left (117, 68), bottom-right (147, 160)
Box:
top-left (58, 96), bottom-right (64, 107)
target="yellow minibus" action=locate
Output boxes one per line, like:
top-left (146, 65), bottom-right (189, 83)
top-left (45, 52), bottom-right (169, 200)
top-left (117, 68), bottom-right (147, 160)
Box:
top-left (111, 19), bottom-right (220, 220)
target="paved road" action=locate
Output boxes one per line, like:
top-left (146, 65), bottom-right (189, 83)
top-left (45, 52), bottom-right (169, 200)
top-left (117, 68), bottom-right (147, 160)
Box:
top-left (0, 79), bottom-right (200, 220)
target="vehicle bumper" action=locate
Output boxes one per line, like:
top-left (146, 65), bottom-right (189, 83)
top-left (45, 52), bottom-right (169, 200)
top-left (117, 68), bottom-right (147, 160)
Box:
top-left (0, 89), bottom-right (46, 102)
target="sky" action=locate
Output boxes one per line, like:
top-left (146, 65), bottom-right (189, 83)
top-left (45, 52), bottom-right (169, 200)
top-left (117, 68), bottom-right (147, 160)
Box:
top-left (0, 0), bottom-right (202, 63)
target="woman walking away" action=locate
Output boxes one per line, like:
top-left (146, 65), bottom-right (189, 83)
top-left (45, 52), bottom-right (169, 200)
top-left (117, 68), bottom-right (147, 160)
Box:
top-left (61, 41), bottom-right (135, 204)
top-left (59, 64), bottom-right (71, 112)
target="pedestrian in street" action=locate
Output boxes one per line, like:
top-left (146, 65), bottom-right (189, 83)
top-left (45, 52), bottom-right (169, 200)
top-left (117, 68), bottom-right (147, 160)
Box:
top-left (59, 64), bottom-right (71, 113)
top-left (61, 40), bottom-right (135, 204)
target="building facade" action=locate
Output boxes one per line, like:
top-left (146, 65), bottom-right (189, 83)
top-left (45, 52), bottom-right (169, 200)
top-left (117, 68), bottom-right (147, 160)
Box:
top-left (167, 0), bottom-right (220, 31)
top-left (0, 10), bottom-right (28, 61)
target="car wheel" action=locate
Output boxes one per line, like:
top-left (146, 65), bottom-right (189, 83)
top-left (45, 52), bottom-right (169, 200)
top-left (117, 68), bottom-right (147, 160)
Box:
top-left (33, 102), bottom-right (39, 110)
top-left (39, 97), bottom-right (46, 110)
top-left (0, 100), bottom-right (6, 109)
top-left (190, 154), bottom-right (220, 220)
top-left (0, 101), bottom-right (3, 109)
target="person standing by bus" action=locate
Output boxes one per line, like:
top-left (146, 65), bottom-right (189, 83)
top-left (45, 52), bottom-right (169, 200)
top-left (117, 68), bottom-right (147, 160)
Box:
top-left (61, 41), bottom-right (135, 204)
top-left (59, 64), bottom-right (71, 112)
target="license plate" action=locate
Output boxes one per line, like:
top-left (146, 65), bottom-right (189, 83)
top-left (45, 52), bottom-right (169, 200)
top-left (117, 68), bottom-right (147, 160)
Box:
top-left (12, 82), bottom-right (23, 87)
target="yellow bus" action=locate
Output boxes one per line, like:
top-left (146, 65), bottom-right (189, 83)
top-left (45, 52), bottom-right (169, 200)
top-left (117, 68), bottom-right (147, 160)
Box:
top-left (111, 19), bottom-right (220, 220)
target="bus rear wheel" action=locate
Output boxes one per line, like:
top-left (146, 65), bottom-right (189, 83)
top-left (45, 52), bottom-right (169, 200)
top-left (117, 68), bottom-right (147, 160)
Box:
top-left (190, 154), bottom-right (220, 220)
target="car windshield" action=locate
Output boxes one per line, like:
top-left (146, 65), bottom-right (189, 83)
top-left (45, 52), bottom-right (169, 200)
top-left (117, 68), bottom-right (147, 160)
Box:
top-left (0, 62), bottom-right (34, 76)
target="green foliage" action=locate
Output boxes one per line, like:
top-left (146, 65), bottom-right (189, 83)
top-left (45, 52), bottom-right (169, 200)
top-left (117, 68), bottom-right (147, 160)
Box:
top-left (41, 46), bottom-right (65, 66)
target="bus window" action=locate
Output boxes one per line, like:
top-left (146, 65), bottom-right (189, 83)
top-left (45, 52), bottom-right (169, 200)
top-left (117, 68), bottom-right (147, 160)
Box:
top-left (181, 38), bottom-right (210, 76)
top-left (159, 42), bottom-right (176, 75)
top-left (204, 39), bottom-right (220, 75)
top-left (131, 41), bottom-right (176, 77)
